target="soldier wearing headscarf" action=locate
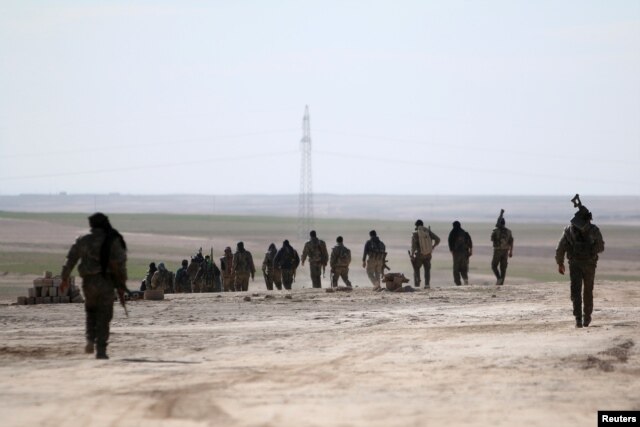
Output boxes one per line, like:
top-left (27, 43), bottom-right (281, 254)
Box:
top-left (448, 221), bottom-right (472, 286)
top-left (60, 212), bottom-right (127, 360)
top-left (151, 262), bottom-right (175, 293)
top-left (274, 240), bottom-right (300, 290)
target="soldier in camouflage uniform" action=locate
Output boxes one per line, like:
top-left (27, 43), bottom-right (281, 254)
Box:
top-left (274, 240), bottom-right (300, 290)
top-left (195, 255), bottom-right (222, 292)
top-left (151, 262), bottom-right (175, 293)
top-left (411, 220), bottom-right (441, 289)
top-left (555, 195), bottom-right (605, 328)
top-left (448, 221), bottom-right (472, 286)
top-left (232, 242), bottom-right (255, 292)
top-left (174, 259), bottom-right (191, 293)
top-left (262, 243), bottom-right (282, 291)
top-left (220, 246), bottom-right (235, 292)
top-left (491, 217), bottom-right (514, 286)
top-left (362, 230), bottom-right (386, 290)
top-left (141, 262), bottom-right (157, 291)
top-left (60, 213), bottom-right (127, 360)
top-left (301, 230), bottom-right (329, 288)
top-left (330, 236), bottom-right (352, 288)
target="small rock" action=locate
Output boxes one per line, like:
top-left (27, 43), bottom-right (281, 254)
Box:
top-left (492, 294), bottom-right (496, 298)
top-left (243, 296), bottom-right (251, 302)
top-left (284, 294), bottom-right (292, 299)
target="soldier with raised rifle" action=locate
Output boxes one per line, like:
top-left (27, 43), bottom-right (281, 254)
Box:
top-left (555, 194), bottom-right (605, 328)
top-left (491, 210), bottom-right (514, 286)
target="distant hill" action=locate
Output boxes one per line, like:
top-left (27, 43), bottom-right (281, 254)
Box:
top-left (1, 194), bottom-right (638, 224)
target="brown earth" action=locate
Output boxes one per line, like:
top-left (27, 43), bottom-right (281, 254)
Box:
top-left (0, 281), bottom-right (638, 427)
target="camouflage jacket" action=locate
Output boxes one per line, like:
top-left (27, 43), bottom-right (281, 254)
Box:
top-left (302, 238), bottom-right (328, 265)
top-left (151, 269), bottom-right (175, 291)
top-left (491, 226), bottom-right (514, 250)
top-left (330, 243), bottom-right (351, 269)
top-left (175, 266), bottom-right (190, 290)
top-left (274, 246), bottom-right (300, 270)
top-left (61, 228), bottom-right (127, 282)
top-left (555, 224), bottom-right (604, 265)
top-left (262, 248), bottom-right (278, 273)
top-left (195, 261), bottom-right (221, 283)
top-left (232, 250), bottom-right (256, 274)
top-left (220, 255), bottom-right (234, 276)
top-left (447, 228), bottom-right (472, 254)
top-left (362, 237), bottom-right (386, 262)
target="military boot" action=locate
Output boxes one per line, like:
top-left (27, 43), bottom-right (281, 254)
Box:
top-left (85, 340), bottom-right (95, 354)
top-left (96, 349), bottom-right (109, 360)
top-left (575, 317), bottom-right (583, 328)
top-left (583, 315), bottom-right (592, 327)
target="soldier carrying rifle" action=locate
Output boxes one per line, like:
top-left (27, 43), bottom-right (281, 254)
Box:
top-left (555, 194), bottom-right (605, 328)
top-left (491, 209), bottom-right (514, 286)
top-left (60, 213), bottom-right (128, 360)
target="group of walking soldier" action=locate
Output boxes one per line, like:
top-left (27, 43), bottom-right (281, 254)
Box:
top-left (59, 195), bottom-right (604, 359)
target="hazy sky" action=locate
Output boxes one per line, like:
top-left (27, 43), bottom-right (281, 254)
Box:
top-left (1, 1), bottom-right (638, 196)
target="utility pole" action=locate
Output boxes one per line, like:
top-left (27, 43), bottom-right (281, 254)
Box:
top-left (298, 105), bottom-right (313, 239)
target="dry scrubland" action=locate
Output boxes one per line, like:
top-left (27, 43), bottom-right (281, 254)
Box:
top-left (0, 212), bottom-right (639, 426)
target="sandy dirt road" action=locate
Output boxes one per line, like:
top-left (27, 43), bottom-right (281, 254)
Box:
top-left (1, 282), bottom-right (639, 427)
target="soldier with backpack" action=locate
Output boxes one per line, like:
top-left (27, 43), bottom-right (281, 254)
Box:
top-left (301, 230), bottom-right (329, 288)
top-left (555, 194), bottom-right (605, 328)
top-left (411, 220), bottom-right (441, 289)
top-left (232, 241), bottom-right (255, 292)
top-left (330, 236), bottom-right (352, 288)
top-left (362, 230), bottom-right (386, 290)
top-left (274, 240), bottom-right (300, 290)
top-left (491, 211), bottom-right (514, 286)
top-left (448, 221), bottom-right (473, 286)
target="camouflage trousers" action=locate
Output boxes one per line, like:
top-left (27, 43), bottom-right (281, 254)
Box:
top-left (569, 261), bottom-right (596, 320)
top-left (491, 249), bottom-right (509, 283)
top-left (82, 275), bottom-right (115, 355)
top-left (234, 272), bottom-right (251, 292)
top-left (222, 274), bottom-right (235, 292)
top-left (281, 269), bottom-right (295, 290)
top-left (452, 252), bottom-right (469, 286)
top-left (412, 253), bottom-right (432, 287)
top-left (264, 269), bottom-right (282, 291)
top-left (366, 257), bottom-right (384, 288)
top-left (331, 267), bottom-right (351, 287)
top-left (309, 263), bottom-right (323, 288)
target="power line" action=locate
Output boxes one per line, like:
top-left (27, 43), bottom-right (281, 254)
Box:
top-left (314, 129), bottom-right (636, 167)
top-left (2, 129), bottom-right (299, 160)
top-left (0, 150), bottom-right (298, 182)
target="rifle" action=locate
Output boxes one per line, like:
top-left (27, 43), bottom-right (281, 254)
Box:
top-left (571, 194), bottom-right (582, 208)
top-left (407, 250), bottom-right (417, 269)
top-left (382, 252), bottom-right (390, 272)
top-left (496, 209), bottom-right (505, 227)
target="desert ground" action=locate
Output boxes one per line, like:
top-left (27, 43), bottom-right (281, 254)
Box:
top-left (0, 211), bottom-right (639, 426)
